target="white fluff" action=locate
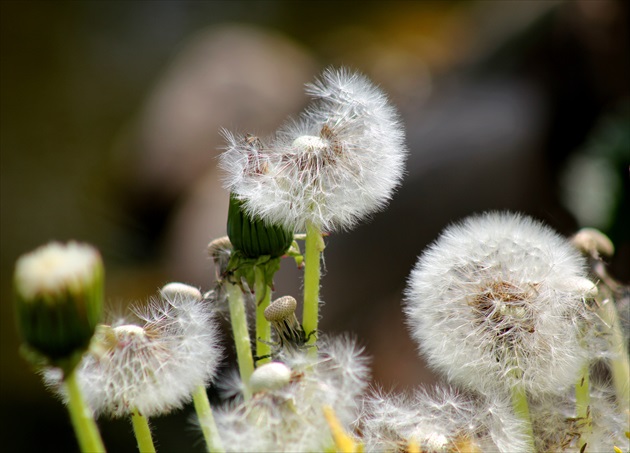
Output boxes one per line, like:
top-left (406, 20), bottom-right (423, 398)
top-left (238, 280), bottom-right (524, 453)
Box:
top-left (212, 336), bottom-right (369, 452)
top-left (361, 386), bottom-right (530, 452)
top-left (46, 287), bottom-right (222, 418)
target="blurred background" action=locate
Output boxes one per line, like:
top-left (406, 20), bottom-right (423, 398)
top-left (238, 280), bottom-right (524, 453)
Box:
top-left (1, 0), bottom-right (628, 450)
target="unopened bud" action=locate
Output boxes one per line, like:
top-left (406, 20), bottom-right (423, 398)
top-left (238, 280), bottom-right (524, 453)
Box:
top-left (227, 193), bottom-right (293, 259)
top-left (160, 282), bottom-right (202, 302)
top-left (571, 228), bottom-right (615, 258)
top-left (14, 241), bottom-right (104, 369)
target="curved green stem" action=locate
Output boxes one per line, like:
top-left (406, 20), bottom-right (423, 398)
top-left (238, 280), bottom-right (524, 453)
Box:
top-left (192, 385), bottom-right (224, 453)
top-left (226, 282), bottom-right (254, 399)
top-left (255, 267), bottom-right (272, 365)
top-left (575, 363), bottom-right (592, 450)
top-left (302, 221), bottom-right (324, 356)
top-left (65, 368), bottom-right (106, 452)
top-left (131, 408), bottom-right (155, 453)
top-left (510, 385), bottom-right (536, 452)
top-left (599, 296), bottom-right (630, 410)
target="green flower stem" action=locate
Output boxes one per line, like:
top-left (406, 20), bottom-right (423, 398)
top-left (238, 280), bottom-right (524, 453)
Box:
top-left (130, 408), bottom-right (156, 453)
top-left (599, 296), bottom-right (630, 409)
top-left (192, 385), bottom-right (224, 453)
top-left (226, 282), bottom-right (254, 399)
top-left (65, 368), bottom-right (106, 452)
top-left (510, 385), bottom-right (536, 452)
top-left (255, 267), bottom-right (272, 365)
top-left (575, 363), bottom-right (591, 450)
top-left (302, 221), bottom-right (325, 356)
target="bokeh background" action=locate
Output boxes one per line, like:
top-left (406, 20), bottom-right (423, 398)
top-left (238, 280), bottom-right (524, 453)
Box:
top-left (1, 0), bottom-right (628, 451)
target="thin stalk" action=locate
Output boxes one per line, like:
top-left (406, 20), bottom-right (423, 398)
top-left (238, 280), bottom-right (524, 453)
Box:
top-left (226, 282), bottom-right (254, 399)
top-left (302, 221), bottom-right (324, 355)
top-left (65, 368), bottom-right (106, 452)
top-left (255, 267), bottom-right (271, 365)
top-left (192, 385), bottom-right (224, 453)
top-left (575, 363), bottom-right (592, 450)
top-left (598, 296), bottom-right (630, 410)
top-left (510, 385), bottom-right (536, 452)
top-left (130, 408), bottom-right (156, 453)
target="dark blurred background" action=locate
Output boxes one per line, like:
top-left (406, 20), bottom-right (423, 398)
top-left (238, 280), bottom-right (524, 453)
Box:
top-left (1, 0), bottom-right (628, 451)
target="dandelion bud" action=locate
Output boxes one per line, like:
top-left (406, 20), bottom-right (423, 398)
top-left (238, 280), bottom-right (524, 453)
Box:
top-left (249, 362), bottom-right (291, 394)
top-left (571, 227), bottom-right (615, 258)
top-left (14, 241), bottom-right (103, 369)
top-left (160, 282), bottom-right (202, 302)
top-left (264, 296), bottom-right (304, 350)
top-left (227, 193), bottom-right (293, 259)
top-left (404, 212), bottom-right (593, 396)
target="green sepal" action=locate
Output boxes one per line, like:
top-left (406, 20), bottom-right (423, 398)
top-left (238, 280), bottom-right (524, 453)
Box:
top-left (225, 251), bottom-right (282, 303)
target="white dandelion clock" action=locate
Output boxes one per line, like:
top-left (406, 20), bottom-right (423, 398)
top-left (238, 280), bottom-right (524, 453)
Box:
top-left (68, 285), bottom-right (222, 418)
top-left (220, 67), bottom-right (407, 233)
top-left (404, 212), bottom-right (594, 396)
top-left (361, 386), bottom-right (530, 452)
top-left (213, 336), bottom-right (369, 452)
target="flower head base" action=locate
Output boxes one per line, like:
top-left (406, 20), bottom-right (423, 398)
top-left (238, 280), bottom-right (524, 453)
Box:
top-left (52, 283), bottom-right (222, 418)
top-left (220, 67), bottom-right (407, 233)
top-left (404, 212), bottom-right (594, 396)
top-left (14, 241), bottom-right (103, 370)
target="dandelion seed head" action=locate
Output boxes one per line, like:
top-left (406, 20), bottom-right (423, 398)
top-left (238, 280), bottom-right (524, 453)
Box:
top-left (213, 336), bottom-right (369, 452)
top-left (404, 212), bottom-right (593, 396)
top-left (220, 67), bottom-right (407, 232)
top-left (360, 386), bottom-right (529, 453)
top-left (53, 287), bottom-right (222, 418)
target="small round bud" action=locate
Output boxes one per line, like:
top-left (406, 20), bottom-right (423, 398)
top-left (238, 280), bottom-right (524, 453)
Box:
top-left (571, 227), bottom-right (615, 258)
top-left (250, 362), bottom-right (292, 394)
top-left (160, 282), bottom-right (202, 302)
top-left (264, 296), bottom-right (297, 322)
top-left (13, 241), bottom-right (103, 367)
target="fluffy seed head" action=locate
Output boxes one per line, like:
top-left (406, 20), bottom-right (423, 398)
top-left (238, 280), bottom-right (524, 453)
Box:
top-left (404, 212), bottom-right (594, 396)
top-left (213, 336), bottom-right (369, 452)
top-left (220, 67), bottom-right (407, 233)
top-left (360, 386), bottom-right (529, 452)
top-left (51, 286), bottom-right (222, 418)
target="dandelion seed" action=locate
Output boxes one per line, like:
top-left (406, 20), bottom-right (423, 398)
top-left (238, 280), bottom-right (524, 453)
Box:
top-left (404, 212), bottom-right (594, 396)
